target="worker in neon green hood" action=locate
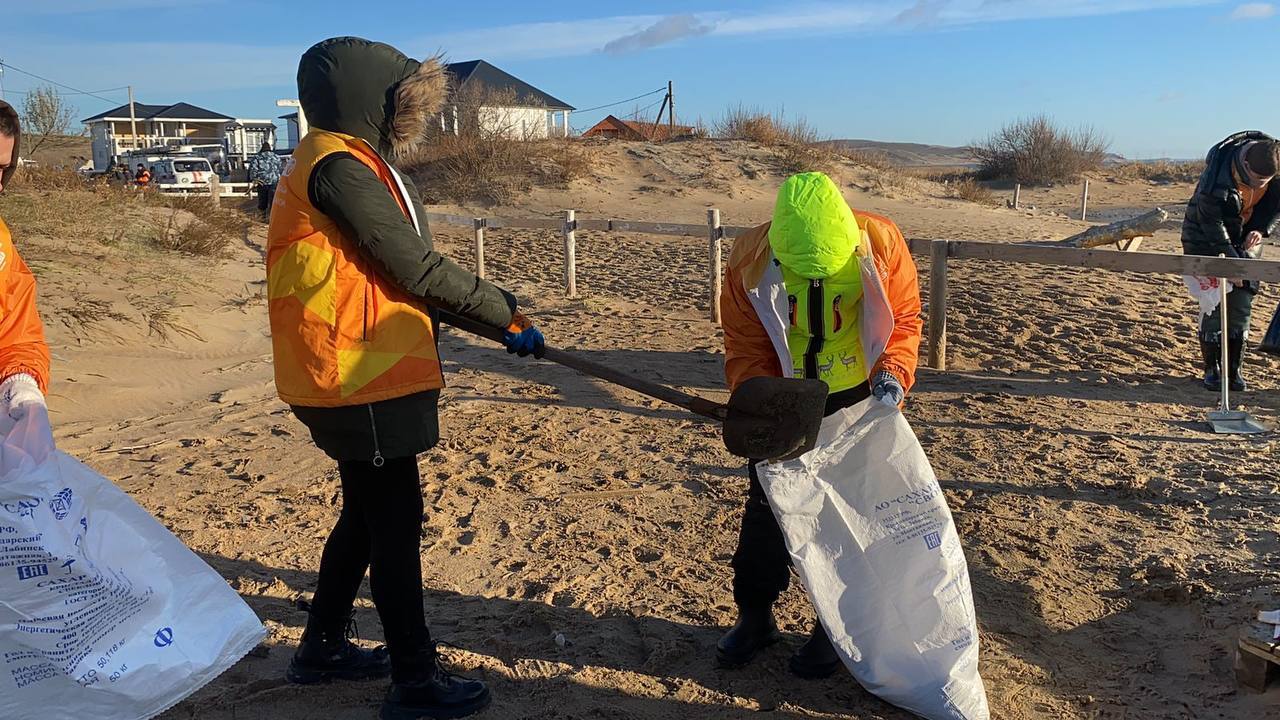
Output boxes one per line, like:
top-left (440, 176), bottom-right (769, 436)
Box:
top-left (716, 172), bottom-right (923, 678)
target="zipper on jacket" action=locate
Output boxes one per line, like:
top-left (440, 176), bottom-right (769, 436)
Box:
top-left (362, 279), bottom-right (374, 342)
top-left (366, 404), bottom-right (385, 467)
top-left (804, 278), bottom-right (825, 379)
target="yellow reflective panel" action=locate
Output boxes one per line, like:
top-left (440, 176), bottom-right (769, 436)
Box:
top-left (268, 242), bottom-right (337, 326)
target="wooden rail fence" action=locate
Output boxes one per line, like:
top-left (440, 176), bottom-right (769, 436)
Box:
top-left (422, 210), bottom-right (1280, 371)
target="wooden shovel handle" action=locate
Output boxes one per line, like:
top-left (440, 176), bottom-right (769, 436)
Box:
top-left (439, 312), bottom-right (728, 423)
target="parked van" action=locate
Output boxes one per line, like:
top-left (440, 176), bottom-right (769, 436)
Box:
top-left (154, 156), bottom-right (215, 187)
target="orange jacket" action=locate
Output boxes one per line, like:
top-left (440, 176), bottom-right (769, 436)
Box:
top-left (0, 217), bottom-right (50, 392)
top-left (722, 211), bottom-right (922, 394)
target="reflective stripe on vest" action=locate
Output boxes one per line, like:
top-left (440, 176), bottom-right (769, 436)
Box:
top-left (265, 129), bottom-right (443, 407)
top-left (780, 256), bottom-right (869, 392)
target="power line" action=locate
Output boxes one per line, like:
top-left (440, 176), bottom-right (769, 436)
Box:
top-left (8, 86), bottom-right (128, 99)
top-left (0, 61), bottom-right (123, 105)
top-left (573, 87), bottom-right (665, 115)
top-left (624, 96), bottom-right (667, 120)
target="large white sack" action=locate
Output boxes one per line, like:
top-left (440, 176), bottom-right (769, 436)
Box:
top-left (0, 407), bottom-right (265, 720)
top-left (756, 398), bottom-right (989, 720)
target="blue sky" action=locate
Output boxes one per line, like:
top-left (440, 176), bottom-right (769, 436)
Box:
top-left (3, 0), bottom-right (1277, 158)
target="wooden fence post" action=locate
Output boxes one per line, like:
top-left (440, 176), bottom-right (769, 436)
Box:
top-left (927, 239), bottom-right (949, 371)
top-left (208, 175), bottom-right (220, 207)
top-left (1080, 179), bottom-right (1090, 221)
top-left (473, 217), bottom-right (486, 279)
top-left (563, 209), bottom-right (577, 298)
top-left (708, 208), bottom-right (723, 323)
top-left (1012, 183), bottom-right (1021, 210)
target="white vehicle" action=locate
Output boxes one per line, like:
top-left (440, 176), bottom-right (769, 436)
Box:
top-left (154, 156), bottom-right (215, 187)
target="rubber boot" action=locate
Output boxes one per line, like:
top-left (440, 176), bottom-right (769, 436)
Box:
top-left (716, 605), bottom-right (781, 668)
top-left (1200, 340), bottom-right (1221, 392)
top-left (1227, 337), bottom-right (1247, 393)
top-left (286, 604), bottom-right (392, 685)
top-left (788, 623), bottom-right (842, 679)
top-left (380, 645), bottom-right (491, 720)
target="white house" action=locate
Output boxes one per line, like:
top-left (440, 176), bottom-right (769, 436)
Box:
top-left (279, 60), bottom-right (573, 145)
top-left (82, 102), bottom-right (277, 172)
top-left (444, 60), bottom-right (573, 139)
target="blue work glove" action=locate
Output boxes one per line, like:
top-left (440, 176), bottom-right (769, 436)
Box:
top-left (871, 370), bottom-right (904, 408)
top-left (502, 312), bottom-right (545, 358)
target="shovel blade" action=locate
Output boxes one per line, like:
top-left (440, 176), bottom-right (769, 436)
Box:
top-left (723, 377), bottom-right (829, 460)
top-left (1208, 410), bottom-right (1271, 435)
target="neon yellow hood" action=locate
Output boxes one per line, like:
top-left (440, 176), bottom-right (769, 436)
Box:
top-left (768, 172), bottom-right (861, 279)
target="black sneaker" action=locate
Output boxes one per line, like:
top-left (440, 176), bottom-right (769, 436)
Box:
top-left (380, 645), bottom-right (491, 720)
top-left (286, 603), bottom-right (391, 685)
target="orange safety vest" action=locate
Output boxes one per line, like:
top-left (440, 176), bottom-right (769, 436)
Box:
top-left (266, 129), bottom-right (443, 407)
top-left (135, 171), bottom-right (150, 185)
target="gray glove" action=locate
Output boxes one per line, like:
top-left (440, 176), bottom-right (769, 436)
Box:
top-left (871, 370), bottom-right (904, 408)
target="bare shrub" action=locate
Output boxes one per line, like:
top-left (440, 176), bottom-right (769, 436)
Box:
top-left (969, 114), bottom-right (1110, 184)
top-left (20, 86), bottom-right (75, 158)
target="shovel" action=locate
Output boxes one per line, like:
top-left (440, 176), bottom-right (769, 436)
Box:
top-left (1207, 278), bottom-right (1270, 435)
top-left (440, 312), bottom-right (829, 459)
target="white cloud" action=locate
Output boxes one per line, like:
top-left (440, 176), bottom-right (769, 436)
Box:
top-left (602, 15), bottom-right (713, 55)
top-left (415, 1), bottom-right (1222, 59)
top-left (1229, 3), bottom-right (1276, 19)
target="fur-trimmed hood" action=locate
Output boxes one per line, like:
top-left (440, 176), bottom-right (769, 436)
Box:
top-left (297, 37), bottom-right (446, 159)
top-left (0, 101), bottom-right (20, 190)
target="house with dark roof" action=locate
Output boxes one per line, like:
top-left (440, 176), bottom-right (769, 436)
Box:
top-left (82, 101), bottom-right (276, 172)
top-left (442, 60), bottom-right (574, 139)
top-left (582, 114), bottom-right (695, 142)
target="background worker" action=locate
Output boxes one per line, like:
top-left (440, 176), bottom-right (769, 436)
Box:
top-left (248, 141), bottom-right (283, 222)
top-left (133, 163), bottom-right (151, 189)
top-left (1182, 132), bottom-right (1280, 391)
top-left (716, 172), bottom-right (922, 678)
top-left (0, 102), bottom-right (52, 429)
top-left (267, 37), bottom-right (544, 720)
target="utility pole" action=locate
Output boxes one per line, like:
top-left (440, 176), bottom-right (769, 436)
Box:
top-left (667, 80), bottom-right (674, 135)
top-left (128, 85), bottom-right (139, 152)
top-left (0, 60), bottom-right (6, 102)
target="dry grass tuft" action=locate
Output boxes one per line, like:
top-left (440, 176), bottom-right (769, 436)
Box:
top-left (713, 105), bottom-right (834, 174)
top-left (1109, 160), bottom-right (1203, 184)
top-left (142, 304), bottom-right (204, 343)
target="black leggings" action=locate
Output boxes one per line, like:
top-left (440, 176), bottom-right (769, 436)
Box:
top-left (309, 456), bottom-right (427, 675)
top-left (731, 382), bottom-right (871, 610)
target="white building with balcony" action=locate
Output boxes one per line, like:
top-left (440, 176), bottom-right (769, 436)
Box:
top-left (82, 101), bottom-right (276, 173)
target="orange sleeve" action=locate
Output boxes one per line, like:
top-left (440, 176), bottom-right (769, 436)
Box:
top-left (0, 242), bottom-right (51, 393)
top-left (721, 261), bottom-right (784, 393)
top-left (872, 221), bottom-right (922, 394)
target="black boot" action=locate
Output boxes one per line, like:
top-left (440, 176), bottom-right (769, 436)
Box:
top-left (1227, 337), bottom-right (1247, 392)
top-left (1200, 340), bottom-right (1221, 391)
top-left (286, 603), bottom-right (392, 685)
top-left (716, 605), bottom-right (780, 668)
top-left (788, 623), bottom-right (843, 679)
top-left (380, 644), bottom-right (491, 720)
